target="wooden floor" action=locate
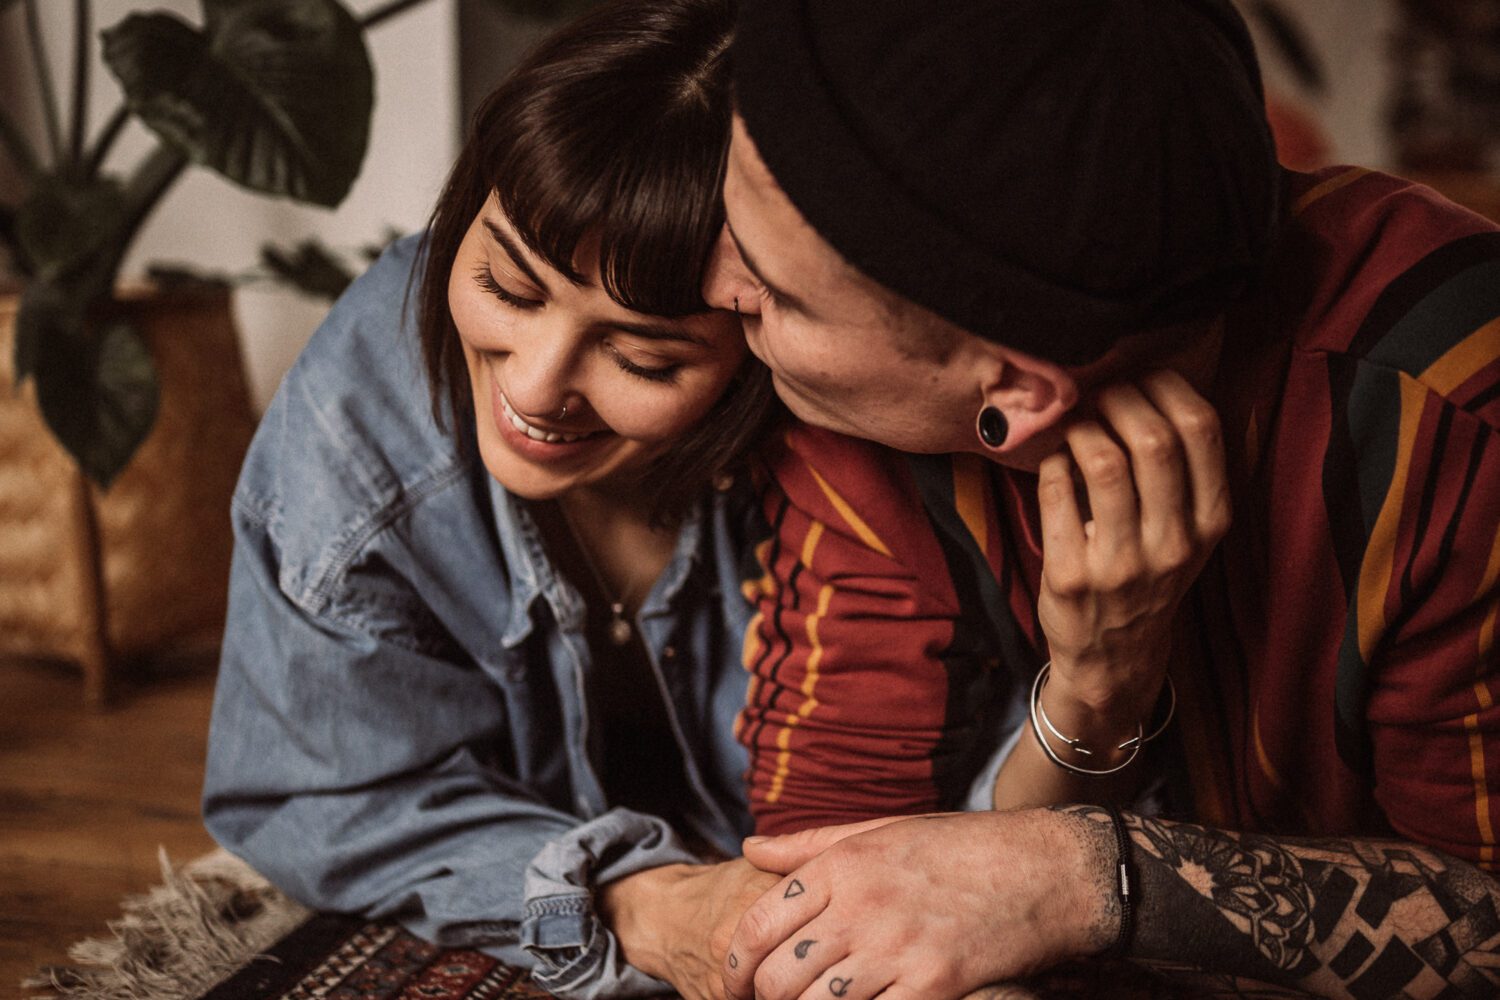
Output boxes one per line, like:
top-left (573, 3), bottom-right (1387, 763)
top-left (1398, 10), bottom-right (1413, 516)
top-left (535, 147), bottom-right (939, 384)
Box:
top-left (0, 660), bottom-right (219, 999)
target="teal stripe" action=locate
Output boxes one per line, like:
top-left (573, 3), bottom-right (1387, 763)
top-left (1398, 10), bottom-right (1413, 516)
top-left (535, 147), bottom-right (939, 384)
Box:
top-left (1329, 361), bottom-right (1404, 766)
top-left (1368, 258), bottom-right (1500, 377)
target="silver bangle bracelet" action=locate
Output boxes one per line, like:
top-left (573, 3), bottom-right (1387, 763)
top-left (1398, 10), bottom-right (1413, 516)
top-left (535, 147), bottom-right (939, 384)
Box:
top-left (1027, 662), bottom-right (1176, 778)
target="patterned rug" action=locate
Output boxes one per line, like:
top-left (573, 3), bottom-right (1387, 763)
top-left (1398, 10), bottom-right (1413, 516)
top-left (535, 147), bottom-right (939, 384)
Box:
top-left (199, 915), bottom-right (548, 1000)
top-left (24, 851), bottom-right (547, 1000)
top-left (26, 850), bottom-right (1224, 1000)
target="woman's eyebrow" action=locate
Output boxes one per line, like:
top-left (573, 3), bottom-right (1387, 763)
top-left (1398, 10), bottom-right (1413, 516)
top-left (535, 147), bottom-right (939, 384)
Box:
top-left (608, 320), bottom-right (711, 348)
top-left (482, 219), bottom-right (552, 293)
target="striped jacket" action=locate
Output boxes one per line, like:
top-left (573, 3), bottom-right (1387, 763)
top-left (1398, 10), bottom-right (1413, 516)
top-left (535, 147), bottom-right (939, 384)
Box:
top-left (738, 167), bottom-right (1500, 871)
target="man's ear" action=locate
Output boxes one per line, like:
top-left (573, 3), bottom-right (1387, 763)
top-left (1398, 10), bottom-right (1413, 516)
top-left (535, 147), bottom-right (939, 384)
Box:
top-left (973, 343), bottom-right (1078, 455)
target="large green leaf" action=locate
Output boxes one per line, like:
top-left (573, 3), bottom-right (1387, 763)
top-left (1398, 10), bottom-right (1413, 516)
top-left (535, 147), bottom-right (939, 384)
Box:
top-left (29, 301), bottom-right (161, 488)
top-left (14, 175), bottom-right (130, 279)
top-left (101, 0), bottom-right (374, 208)
top-left (12, 279), bottom-right (80, 386)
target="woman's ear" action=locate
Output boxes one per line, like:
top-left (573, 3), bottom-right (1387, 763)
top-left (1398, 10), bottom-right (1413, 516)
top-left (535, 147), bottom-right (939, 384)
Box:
top-left (972, 344), bottom-right (1078, 456)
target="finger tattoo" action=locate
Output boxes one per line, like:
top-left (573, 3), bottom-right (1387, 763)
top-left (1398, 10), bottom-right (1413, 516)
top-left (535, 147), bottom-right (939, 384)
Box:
top-left (784, 878), bottom-right (806, 899)
top-left (728, 953), bottom-right (738, 969)
top-left (795, 939), bottom-right (816, 959)
top-left (829, 977), bottom-right (853, 997)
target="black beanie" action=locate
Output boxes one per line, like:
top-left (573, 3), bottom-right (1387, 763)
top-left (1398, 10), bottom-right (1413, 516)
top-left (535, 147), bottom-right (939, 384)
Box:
top-left (731, 0), bottom-right (1282, 366)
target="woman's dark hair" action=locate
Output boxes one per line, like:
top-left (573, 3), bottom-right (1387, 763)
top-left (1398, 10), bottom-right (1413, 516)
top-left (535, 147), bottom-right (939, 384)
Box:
top-left (416, 0), bottom-right (777, 526)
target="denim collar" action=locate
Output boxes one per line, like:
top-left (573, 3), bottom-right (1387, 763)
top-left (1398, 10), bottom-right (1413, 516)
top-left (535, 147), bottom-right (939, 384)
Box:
top-left (487, 477), bottom-right (706, 649)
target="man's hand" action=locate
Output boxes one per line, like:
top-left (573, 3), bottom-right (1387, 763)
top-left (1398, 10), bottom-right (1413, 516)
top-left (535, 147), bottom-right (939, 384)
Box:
top-left (600, 858), bottom-right (780, 1000)
top-left (1035, 369), bottom-right (1230, 749)
top-left (722, 811), bottom-right (1117, 1000)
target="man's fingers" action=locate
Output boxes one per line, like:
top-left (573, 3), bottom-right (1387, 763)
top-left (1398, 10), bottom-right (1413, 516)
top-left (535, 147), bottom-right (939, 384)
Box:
top-left (723, 871), bottom-right (831, 1000)
top-left (744, 930), bottom-right (851, 1000)
top-left (743, 815), bottom-right (908, 873)
top-left (958, 985), bottom-right (1042, 1000)
top-left (1139, 369), bottom-right (1230, 543)
top-left (1037, 451), bottom-right (1087, 593)
top-left (1062, 421), bottom-right (1139, 561)
top-left (791, 958), bottom-right (885, 1000)
top-left (1096, 383), bottom-right (1190, 566)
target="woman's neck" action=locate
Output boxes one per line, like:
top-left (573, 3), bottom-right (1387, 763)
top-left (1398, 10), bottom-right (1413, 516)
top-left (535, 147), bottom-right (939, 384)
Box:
top-left (549, 486), bottom-right (678, 614)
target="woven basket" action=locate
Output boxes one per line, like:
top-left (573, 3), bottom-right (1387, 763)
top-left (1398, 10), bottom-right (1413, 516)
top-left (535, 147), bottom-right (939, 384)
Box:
top-left (0, 287), bottom-right (257, 705)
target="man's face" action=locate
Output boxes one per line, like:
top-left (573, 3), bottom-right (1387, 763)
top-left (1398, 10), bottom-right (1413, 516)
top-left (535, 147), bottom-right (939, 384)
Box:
top-left (702, 115), bottom-right (992, 457)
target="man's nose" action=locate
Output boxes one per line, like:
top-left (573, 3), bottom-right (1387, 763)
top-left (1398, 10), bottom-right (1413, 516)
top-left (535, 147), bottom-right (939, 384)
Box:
top-left (702, 224), bottom-right (759, 315)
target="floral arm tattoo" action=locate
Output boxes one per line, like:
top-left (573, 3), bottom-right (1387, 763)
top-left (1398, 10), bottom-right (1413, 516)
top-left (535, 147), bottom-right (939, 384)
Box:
top-left (1052, 805), bottom-right (1500, 998)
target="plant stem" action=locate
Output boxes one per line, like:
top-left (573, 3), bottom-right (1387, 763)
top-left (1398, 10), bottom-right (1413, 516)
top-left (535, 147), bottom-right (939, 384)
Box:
top-left (87, 141), bottom-right (189, 292)
top-left (23, 0), bottom-right (65, 167)
top-left (0, 105), bottom-right (41, 180)
top-left (83, 106), bottom-right (128, 181)
top-left (69, 0), bottom-right (90, 171)
top-left (360, 0), bottom-right (430, 30)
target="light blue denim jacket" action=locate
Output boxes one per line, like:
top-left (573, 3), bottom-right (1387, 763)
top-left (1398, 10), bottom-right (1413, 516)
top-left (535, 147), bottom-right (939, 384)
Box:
top-left (203, 237), bottom-right (763, 998)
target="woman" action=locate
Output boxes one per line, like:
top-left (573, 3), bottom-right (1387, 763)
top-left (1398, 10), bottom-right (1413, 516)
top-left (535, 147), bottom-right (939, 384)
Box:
top-left (203, 3), bottom-right (781, 997)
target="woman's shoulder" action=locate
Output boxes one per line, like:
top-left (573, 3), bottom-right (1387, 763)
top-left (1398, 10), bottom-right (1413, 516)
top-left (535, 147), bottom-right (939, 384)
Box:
top-left (241, 236), bottom-right (456, 502)
top-left (232, 237), bottom-right (495, 608)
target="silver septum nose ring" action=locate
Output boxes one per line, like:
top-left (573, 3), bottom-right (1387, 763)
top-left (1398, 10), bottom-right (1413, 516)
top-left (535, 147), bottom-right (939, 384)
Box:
top-left (556, 402), bottom-right (568, 420)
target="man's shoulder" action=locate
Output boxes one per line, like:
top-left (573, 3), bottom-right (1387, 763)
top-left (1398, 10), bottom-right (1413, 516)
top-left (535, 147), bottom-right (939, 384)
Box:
top-left (761, 422), bottom-right (946, 566)
top-left (1279, 167), bottom-right (1500, 431)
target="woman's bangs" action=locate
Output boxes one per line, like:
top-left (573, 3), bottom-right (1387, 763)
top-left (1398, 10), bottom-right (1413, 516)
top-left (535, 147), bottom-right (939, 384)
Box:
top-left (489, 121), bottom-right (722, 319)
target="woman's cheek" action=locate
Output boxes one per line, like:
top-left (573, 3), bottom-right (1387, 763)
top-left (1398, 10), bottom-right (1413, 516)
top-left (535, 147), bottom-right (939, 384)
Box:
top-left (601, 384), bottom-right (710, 442)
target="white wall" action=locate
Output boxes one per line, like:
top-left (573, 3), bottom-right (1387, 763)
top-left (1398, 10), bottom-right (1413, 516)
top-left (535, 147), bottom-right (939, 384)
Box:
top-left (1237, 0), bottom-right (1400, 169)
top-left (3, 0), bottom-right (461, 411)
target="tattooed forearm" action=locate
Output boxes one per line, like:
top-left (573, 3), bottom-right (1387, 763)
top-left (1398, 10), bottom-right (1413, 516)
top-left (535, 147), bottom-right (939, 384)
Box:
top-left (1113, 812), bottom-right (1500, 998)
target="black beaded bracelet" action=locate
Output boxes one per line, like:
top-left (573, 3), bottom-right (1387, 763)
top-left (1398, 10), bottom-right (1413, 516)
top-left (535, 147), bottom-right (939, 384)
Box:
top-left (1103, 804), bottom-right (1136, 958)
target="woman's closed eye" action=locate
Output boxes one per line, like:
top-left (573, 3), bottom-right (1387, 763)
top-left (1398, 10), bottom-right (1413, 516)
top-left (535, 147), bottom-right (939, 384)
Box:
top-left (606, 342), bottom-right (681, 384)
top-left (473, 265), bottom-right (542, 310)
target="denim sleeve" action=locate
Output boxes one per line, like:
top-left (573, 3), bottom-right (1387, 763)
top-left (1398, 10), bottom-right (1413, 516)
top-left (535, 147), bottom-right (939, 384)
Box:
top-left (204, 507), bottom-right (697, 999)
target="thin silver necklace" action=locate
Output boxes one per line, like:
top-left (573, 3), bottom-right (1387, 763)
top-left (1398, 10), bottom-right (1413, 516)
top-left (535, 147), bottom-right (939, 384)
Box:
top-left (557, 501), bottom-right (638, 646)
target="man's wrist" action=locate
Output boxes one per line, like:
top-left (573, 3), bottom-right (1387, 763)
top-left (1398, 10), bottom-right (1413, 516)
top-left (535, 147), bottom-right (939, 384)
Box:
top-left (1039, 805), bottom-right (1128, 959)
top-left (1038, 665), bottom-right (1161, 761)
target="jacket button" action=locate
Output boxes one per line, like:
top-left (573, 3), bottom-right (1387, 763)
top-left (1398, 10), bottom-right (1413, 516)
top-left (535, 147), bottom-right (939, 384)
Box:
top-left (662, 646), bottom-right (676, 659)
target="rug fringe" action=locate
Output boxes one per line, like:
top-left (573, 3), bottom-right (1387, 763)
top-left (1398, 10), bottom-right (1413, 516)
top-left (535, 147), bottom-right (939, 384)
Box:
top-left (23, 848), bottom-right (310, 1000)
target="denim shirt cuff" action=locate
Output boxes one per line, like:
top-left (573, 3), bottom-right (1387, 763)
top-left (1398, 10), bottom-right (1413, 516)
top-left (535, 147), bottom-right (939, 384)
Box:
top-left (521, 808), bottom-right (701, 999)
top-left (962, 723), bottom-right (1026, 811)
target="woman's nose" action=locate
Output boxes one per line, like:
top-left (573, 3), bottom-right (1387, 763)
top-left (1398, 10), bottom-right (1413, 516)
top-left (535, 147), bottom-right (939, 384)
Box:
top-left (499, 323), bottom-right (581, 420)
top-left (702, 224), bottom-right (760, 316)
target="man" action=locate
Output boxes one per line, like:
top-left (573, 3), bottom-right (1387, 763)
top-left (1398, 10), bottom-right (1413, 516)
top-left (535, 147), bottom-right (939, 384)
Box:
top-left (698, 1), bottom-right (1500, 997)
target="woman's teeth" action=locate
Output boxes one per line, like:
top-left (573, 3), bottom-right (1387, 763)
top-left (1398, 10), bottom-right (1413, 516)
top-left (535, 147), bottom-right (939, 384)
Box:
top-left (501, 394), bottom-right (588, 443)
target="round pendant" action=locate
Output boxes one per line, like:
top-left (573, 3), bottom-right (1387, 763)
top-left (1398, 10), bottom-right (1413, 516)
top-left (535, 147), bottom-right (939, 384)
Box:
top-left (608, 615), bottom-right (633, 646)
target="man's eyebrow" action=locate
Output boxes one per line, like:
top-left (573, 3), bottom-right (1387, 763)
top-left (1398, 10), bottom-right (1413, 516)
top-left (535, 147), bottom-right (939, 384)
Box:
top-left (726, 221), bottom-right (810, 316)
top-left (482, 219), bottom-right (554, 293)
top-left (607, 320), bottom-right (711, 349)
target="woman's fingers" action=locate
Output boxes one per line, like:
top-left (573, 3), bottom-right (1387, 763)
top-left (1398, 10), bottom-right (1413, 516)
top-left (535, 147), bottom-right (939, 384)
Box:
top-left (1139, 369), bottom-right (1231, 543)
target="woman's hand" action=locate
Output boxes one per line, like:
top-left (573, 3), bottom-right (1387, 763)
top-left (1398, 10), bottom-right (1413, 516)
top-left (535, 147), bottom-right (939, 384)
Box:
top-left (600, 858), bottom-right (781, 1000)
top-left (1034, 369), bottom-right (1230, 754)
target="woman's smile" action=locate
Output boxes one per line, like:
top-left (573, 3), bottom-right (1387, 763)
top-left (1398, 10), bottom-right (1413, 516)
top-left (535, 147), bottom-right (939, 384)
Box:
top-left (491, 377), bottom-right (613, 463)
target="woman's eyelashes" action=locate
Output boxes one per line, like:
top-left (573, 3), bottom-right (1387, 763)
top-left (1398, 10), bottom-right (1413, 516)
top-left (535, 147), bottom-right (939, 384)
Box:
top-left (607, 344), bottom-right (681, 384)
top-left (472, 264), bottom-right (683, 385)
top-left (473, 264), bottom-right (542, 310)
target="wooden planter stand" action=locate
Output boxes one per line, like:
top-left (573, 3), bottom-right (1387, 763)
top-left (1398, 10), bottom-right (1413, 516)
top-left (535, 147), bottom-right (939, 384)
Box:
top-left (0, 287), bottom-right (257, 706)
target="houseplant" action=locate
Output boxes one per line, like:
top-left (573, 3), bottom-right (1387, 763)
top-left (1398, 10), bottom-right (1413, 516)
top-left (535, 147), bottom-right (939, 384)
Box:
top-left (0, 0), bottom-right (438, 702)
top-left (0, 0), bottom-right (390, 485)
